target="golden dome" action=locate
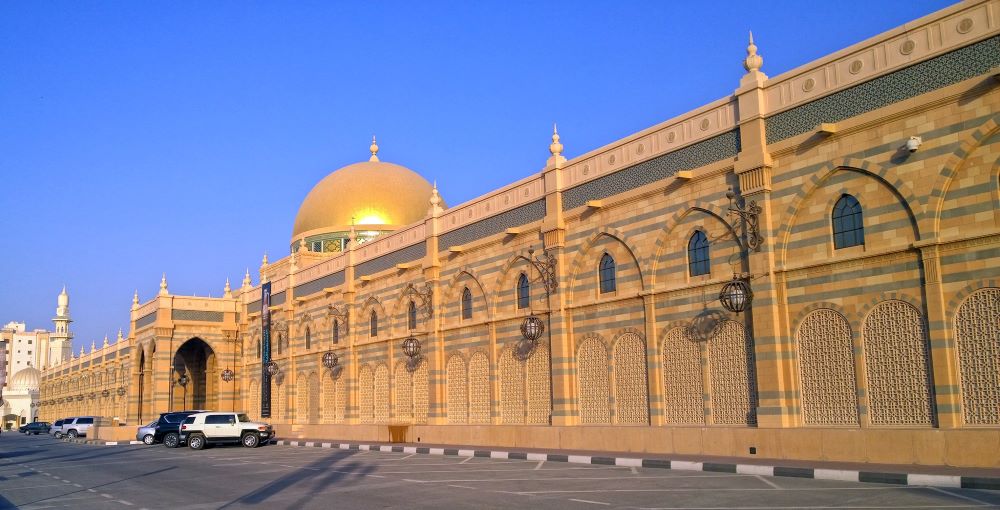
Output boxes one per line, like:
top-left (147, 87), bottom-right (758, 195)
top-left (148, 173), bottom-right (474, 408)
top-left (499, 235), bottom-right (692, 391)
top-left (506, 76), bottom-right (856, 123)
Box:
top-left (292, 157), bottom-right (437, 243)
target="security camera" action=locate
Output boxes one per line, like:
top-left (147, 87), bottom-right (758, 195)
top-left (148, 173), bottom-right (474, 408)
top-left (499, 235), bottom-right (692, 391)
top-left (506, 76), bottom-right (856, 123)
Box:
top-left (905, 136), bottom-right (922, 153)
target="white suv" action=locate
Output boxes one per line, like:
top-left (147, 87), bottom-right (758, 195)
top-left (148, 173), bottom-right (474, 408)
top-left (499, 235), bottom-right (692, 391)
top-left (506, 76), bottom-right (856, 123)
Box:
top-left (179, 412), bottom-right (273, 450)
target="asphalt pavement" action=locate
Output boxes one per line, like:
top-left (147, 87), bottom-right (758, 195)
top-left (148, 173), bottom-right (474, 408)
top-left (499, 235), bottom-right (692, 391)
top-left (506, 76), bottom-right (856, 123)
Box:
top-left (1, 432), bottom-right (999, 509)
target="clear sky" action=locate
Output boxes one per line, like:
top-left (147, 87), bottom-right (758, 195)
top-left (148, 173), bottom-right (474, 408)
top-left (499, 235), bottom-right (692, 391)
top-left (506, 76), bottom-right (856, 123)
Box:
top-left (0, 0), bottom-right (953, 353)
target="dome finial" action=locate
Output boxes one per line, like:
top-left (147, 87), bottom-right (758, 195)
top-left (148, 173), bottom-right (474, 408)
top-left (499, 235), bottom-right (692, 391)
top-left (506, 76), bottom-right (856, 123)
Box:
top-left (743, 30), bottom-right (763, 72)
top-left (370, 135), bottom-right (380, 162)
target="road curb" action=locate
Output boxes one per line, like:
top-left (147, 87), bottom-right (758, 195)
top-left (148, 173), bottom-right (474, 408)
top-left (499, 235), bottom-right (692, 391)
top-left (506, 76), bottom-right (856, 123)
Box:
top-left (268, 439), bottom-right (1000, 491)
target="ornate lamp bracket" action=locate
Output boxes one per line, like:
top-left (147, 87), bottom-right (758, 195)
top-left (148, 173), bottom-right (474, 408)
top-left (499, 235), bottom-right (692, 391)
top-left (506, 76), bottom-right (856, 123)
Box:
top-left (404, 282), bottom-right (434, 321)
top-left (328, 306), bottom-right (350, 335)
top-left (726, 188), bottom-right (764, 252)
top-left (527, 247), bottom-right (558, 296)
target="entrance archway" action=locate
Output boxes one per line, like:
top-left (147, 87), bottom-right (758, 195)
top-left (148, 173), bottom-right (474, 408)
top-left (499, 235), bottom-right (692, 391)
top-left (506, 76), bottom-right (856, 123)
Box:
top-left (172, 338), bottom-right (217, 411)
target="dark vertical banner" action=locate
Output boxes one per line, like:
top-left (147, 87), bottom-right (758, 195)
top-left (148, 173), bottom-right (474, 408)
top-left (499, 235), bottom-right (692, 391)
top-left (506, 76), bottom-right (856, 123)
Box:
top-left (260, 281), bottom-right (272, 418)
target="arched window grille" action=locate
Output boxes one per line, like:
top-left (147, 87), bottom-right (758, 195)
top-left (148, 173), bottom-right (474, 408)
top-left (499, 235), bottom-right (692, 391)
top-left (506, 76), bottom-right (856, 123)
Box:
top-left (832, 194), bottom-right (865, 249)
top-left (408, 301), bottom-right (417, 330)
top-left (370, 311), bottom-right (378, 337)
top-left (517, 273), bottom-right (530, 310)
top-left (277, 334), bottom-right (283, 355)
top-left (332, 319), bottom-right (340, 344)
top-left (462, 287), bottom-right (473, 320)
top-left (688, 230), bottom-right (710, 277)
top-left (256, 339), bottom-right (261, 359)
top-left (305, 327), bottom-right (311, 350)
top-left (599, 253), bottom-right (617, 294)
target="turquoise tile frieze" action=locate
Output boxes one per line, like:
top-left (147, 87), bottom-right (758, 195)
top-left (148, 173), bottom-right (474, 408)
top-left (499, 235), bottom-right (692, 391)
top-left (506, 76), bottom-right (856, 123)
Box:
top-left (439, 200), bottom-right (546, 251)
top-left (766, 35), bottom-right (1000, 144)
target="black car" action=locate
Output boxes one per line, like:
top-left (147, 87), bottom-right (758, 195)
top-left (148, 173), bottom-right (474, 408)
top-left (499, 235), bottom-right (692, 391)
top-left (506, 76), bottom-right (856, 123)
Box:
top-left (20, 422), bottom-right (51, 435)
top-left (153, 411), bottom-right (208, 447)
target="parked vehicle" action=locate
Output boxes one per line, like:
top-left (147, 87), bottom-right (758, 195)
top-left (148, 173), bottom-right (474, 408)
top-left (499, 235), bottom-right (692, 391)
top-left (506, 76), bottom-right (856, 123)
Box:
top-left (179, 412), bottom-right (273, 450)
top-left (59, 416), bottom-right (96, 438)
top-left (136, 420), bottom-right (158, 445)
top-left (51, 418), bottom-right (72, 438)
top-left (22, 422), bottom-right (51, 435)
top-left (152, 410), bottom-right (208, 448)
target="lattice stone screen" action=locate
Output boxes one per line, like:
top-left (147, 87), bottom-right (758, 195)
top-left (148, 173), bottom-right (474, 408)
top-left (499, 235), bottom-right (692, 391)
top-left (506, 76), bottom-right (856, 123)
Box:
top-left (395, 361), bottom-right (413, 423)
top-left (613, 333), bottom-right (649, 425)
top-left (709, 321), bottom-right (757, 425)
top-left (277, 380), bottom-right (288, 421)
top-left (296, 374), bottom-right (309, 423)
top-left (797, 309), bottom-right (859, 426)
top-left (335, 375), bottom-right (347, 423)
top-left (863, 301), bottom-right (932, 426)
top-left (248, 380), bottom-right (260, 420)
top-left (499, 348), bottom-right (525, 424)
top-left (447, 355), bottom-right (468, 424)
top-left (413, 360), bottom-right (429, 424)
top-left (955, 288), bottom-right (1000, 426)
top-left (359, 366), bottom-right (374, 424)
top-left (526, 344), bottom-right (551, 425)
top-left (374, 364), bottom-right (390, 424)
top-left (662, 328), bottom-right (705, 425)
top-left (322, 375), bottom-right (336, 423)
top-left (308, 373), bottom-right (320, 423)
top-left (577, 337), bottom-right (611, 424)
top-left (469, 352), bottom-right (491, 424)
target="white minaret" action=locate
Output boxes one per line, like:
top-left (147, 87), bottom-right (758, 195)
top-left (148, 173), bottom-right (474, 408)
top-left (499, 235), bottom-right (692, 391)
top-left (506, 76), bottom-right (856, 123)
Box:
top-left (49, 286), bottom-right (74, 367)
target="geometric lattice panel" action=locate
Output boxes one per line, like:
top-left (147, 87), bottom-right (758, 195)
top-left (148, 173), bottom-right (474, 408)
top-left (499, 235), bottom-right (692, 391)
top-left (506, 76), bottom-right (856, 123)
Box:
top-left (469, 351), bottom-right (491, 424)
top-left (296, 374), bottom-right (309, 424)
top-left (526, 344), bottom-right (551, 425)
top-left (335, 374), bottom-right (347, 423)
top-left (661, 328), bottom-right (705, 425)
top-left (955, 288), bottom-right (1000, 426)
top-left (249, 380), bottom-right (260, 421)
top-left (394, 360), bottom-right (413, 423)
top-left (375, 364), bottom-right (390, 424)
top-left (447, 354), bottom-right (468, 424)
top-left (499, 348), bottom-right (525, 424)
top-left (613, 332), bottom-right (649, 425)
top-left (577, 337), bottom-right (611, 424)
top-left (359, 365), bottom-right (374, 424)
top-left (863, 300), bottom-right (932, 426)
top-left (796, 309), bottom-right (859, 426)
top-left (322, 375), bottom-right (336, 424)
top-left (413, 360), bottom-right (429, 425)
top-left (308, 372), bottom-right (320, 423)
top-left (709, 321), bottom-right (757, 425)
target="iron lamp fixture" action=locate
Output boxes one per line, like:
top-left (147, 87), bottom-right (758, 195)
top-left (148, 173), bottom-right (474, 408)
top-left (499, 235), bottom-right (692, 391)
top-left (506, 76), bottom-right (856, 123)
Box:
top-left (322, 351), bottom-right (340, 370)
top-left (402, 337), bottom-right (422, 372)
top-left (403, 283), bottom-right (434, 321)
top-left (526, 247), bottom-right (558, 297)
top-left (221, 369), bottom-right (235, 382)
top-left (117, 387), bottom-right (126, 396)
top-left (266, 361), bottom-right (280, 376)
top-left (328, 306), bottom-right (350, 335)
top-left (726, 189), bottom-right (763, 252)
top-left (177, 374), bottom-right (190, 387)
top-left (102, 389), bottom-right (109, 397)
top-left (516, 315), bottom-right (545, 361)
top-left (719, 273), bottom-right (754, 314)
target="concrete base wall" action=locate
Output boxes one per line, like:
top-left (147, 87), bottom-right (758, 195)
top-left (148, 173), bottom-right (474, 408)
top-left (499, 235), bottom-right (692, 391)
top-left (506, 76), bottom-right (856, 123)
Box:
top-left (274, 423), bottom-right (1000, 469)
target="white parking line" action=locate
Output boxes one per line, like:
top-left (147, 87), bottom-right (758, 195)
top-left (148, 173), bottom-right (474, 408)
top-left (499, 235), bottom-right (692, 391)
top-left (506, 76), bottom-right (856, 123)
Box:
top-left (569, 499), bottom-right (611, 506)
top-left (755, 475), bottom-right (782, 490)
top-left (534, 460), bottom-right (545, 470)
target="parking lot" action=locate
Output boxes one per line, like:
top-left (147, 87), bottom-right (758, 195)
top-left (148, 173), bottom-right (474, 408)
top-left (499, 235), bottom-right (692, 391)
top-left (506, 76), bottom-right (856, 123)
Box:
top-left (1, 433), bottom-right (999, 509)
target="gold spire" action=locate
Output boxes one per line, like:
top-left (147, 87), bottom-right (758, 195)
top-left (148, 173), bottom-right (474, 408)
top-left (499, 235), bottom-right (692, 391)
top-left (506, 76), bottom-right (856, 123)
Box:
top-left (369, 135), bottom-right (380, 162)
top-left (743, 30), bottom-right (763, 72)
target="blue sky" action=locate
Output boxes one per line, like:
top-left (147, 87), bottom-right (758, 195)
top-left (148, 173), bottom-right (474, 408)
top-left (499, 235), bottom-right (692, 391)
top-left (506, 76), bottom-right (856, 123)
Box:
top-left (0, 0), bottom-right (953, 352)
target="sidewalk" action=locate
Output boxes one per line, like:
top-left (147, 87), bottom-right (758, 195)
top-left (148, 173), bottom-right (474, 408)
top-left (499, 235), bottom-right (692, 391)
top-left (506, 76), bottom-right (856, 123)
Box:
top-left (61, 435), bottom-right (1000, 491)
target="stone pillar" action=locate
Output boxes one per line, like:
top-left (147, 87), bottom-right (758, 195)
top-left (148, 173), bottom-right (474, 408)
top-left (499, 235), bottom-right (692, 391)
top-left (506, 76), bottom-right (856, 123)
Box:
top-left (915, 241), bottom-right (961, 428)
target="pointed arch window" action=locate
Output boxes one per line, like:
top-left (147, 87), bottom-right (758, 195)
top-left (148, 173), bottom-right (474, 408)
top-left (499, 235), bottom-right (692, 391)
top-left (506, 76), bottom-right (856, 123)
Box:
top-left (599, 253), bottom-right (617, 294)
top-left (370, 311), bottom-right (378, 337)
top-left (517, 273), bottom-right (530, 310)
top-left (688, 230), bottom-right (710, 277)
top-left (462, 287), bottom-right (473, 320)
top-left (277, 334), bottom-right (283, 355)
top-left (832, 194), bottom-right (865, 249)
top-left (408, 300), bottom-right (417, 330)
top-left (305, 327), bottom-right (311, 350)
top-left (332, 319), bottom-right (340, 344)
top-left (256, 339), bottom-right (261, 359)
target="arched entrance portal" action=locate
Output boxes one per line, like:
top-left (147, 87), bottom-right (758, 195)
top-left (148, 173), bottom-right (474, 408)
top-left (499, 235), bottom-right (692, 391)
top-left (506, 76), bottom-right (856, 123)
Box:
top-left (172, 338), bottom-right (218, 411)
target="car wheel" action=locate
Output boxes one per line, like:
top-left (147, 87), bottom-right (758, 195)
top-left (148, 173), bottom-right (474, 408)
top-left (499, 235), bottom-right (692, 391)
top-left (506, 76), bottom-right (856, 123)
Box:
top-left (241, 433), bottom-right (259, 448)
top-left (188, 434), bottom-right (205, 450)
top-left (67, 430), bottom-right (78, 438)
top-left (55, 432), bottom-right (63, 439)
top-left (142, 434), bottom-right (155, 445)
top-left (163, 433), bottom-right (179, 448)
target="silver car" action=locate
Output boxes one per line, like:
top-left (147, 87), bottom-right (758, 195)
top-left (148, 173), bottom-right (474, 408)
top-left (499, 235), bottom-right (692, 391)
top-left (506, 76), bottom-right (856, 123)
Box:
top-left (51, 418), bottom-right (73, 438)
top-left (136, 420), bottom-right (158, 445)
top-left (59, 416), bottom-right (96, 438)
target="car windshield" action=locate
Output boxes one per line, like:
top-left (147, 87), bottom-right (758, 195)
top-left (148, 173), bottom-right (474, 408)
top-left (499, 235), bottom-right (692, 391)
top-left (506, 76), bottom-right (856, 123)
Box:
top-left (237, 414), bottom-right (252, 423)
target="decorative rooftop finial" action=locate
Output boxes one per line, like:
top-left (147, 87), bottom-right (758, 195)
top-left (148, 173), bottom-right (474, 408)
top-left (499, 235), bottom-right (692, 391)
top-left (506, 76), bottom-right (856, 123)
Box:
top-left (242, 268), bottom-right (252, 289)
top-left (428, 180), bottom-right (443, 215)
top-left (224, 278), bottom-right (232, 298)
top-left (116, 328), bottom-right (123, 343)
top-left (79, 346), bottom-right (85, 357)
top-left (102, 334), bottom-right (109, 347)
top-left (743, 30), bottom-right (763, 72)
top-left (549, 123), bottom-right (563, 157)
top-left (369, 135), bottom-right (379, 162)
top-left (159, 273), bottom-right (169, 296)
top-left (132, 289), bottom-right (139, 310)
top-left (92, 339), bottom-right (97, 352)
top-left (262, 252), bottom-right (269, 266)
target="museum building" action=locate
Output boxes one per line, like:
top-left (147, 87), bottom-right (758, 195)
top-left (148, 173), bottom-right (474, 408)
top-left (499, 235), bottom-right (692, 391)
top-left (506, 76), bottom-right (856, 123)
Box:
top-left (39, 0), bottom-right (1000, 467)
